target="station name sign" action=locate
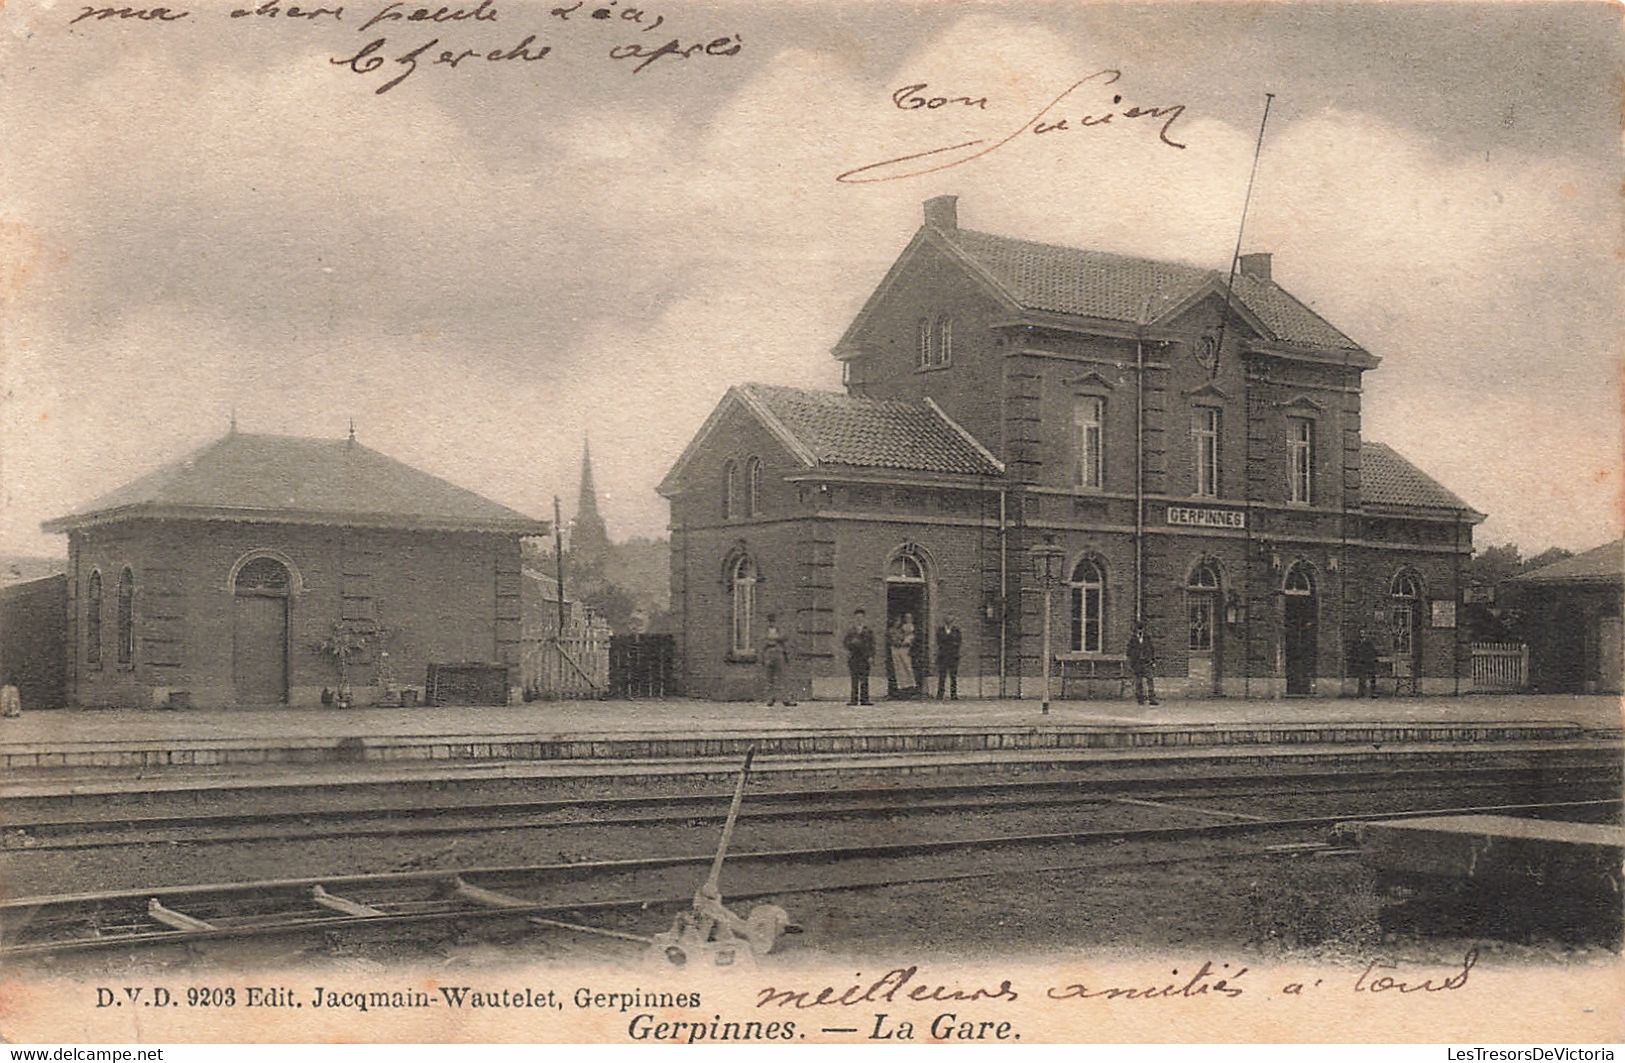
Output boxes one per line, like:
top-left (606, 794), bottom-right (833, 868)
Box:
top-left (1166, 506), bottom-right (1246, 529)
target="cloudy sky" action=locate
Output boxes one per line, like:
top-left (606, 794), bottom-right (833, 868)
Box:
top-left (2, 0), bottom-right (1619, 557)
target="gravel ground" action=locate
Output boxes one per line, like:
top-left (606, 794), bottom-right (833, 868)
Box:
top-left (5, 779), bottom-right (1617, 977)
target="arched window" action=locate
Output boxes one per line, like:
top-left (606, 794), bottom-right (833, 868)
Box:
top-left (746, 457), bottom-right (763, 517)
top-left (1069, 558), bottom-right (1105, 653)
top-left (1187, 561), bottom-right (1220, 651)
top-left (117, 567), bottom-right (135, 665)
top-left (888, 553), bottom-right (925, 582)
top-left (916, 319), bottom-right (931, 369)
top-left (1390, 570), bottom-right (1423, 658)
top-left (235, 556), bottom-right (291, 594)
top-left (721, 460), bottom-right (738, 520)
top-left (86, 569), bottom-right (103, 667)
top-left (730, 555), bottom-right (756, 655)
top-left (1284, 562), bottom-right (1315, 596)
top-left (932, 315), bottom-right (953, 367)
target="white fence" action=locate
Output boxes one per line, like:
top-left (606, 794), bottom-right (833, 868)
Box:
top-left (1470, 642), bottom-right (1528, 692)
top-left (521, 624), bottom-right (610, 699)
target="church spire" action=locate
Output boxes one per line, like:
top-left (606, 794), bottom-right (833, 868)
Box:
top-left (571, 434), bottom-right (610, 566)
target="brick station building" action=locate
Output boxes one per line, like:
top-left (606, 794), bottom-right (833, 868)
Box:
top-left (662, 196), bottom-right (1482, 701)
top-left (42, 430), bottom-right (548, 708)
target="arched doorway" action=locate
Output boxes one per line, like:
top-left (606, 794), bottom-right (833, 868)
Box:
top-left (1283, 561), bottom-right (1317, 696)
top-left (1390, 570), bottom-right (1423, 691)
top-left (884, 547), bottom-right (929, 697)
top-left (1187, 560), bottom-right (1222, 695)
top-left (233, 556), bottom-right (290, 704)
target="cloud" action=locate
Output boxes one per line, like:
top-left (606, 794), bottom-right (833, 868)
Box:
top-left (1, 6), bottom-right (1618, 557)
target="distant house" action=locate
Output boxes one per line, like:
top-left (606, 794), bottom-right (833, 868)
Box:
top-left (1501, 540), bottom-right (1623, 694)
top-left (41, 430), bottom-right (547, 708)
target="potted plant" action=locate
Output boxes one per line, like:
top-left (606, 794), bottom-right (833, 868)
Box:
top-left (312, 621), bottom-right (368, 708)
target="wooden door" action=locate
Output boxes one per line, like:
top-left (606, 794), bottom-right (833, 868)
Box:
top-left (234, 595), bottom-right (288, 704)
top-left (1597, 615), bottom-right (1623, 694)
top-left (1284, 595), bottom-right (1316, 696)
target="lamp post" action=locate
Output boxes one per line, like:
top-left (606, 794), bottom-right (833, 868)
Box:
top-left (1028, 536), bottom-right (1067, 715)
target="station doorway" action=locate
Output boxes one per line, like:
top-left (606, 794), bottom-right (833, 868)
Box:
top-left (884, 552), bottom-right (929, 696)
top-left (233, 556), bottom-right (290, 704)
top-left (1283, 562), bottom-right (1317, 696)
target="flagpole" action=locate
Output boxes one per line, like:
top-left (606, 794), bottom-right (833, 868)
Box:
top-left (1212, 92), bottom-right (1275, 378)
top-left (1226, 92), bottom-right (1273, 703)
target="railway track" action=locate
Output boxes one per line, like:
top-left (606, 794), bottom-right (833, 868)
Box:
top-left (3, 795), bottom-right (1616, 959)
top-left (4, 762), bottom-right (1616, 851)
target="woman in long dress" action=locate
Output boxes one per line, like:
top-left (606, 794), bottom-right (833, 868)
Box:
top-left (890, 614), bottom-right (917, 696)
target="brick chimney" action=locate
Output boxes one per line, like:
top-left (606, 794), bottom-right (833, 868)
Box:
top-left (1239, 252), bottom-right (1272, 282)
top-left (923, 195), bottom-right (959, 231)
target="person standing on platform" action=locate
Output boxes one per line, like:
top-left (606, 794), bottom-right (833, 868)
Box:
top-left (1351, 629), bottom-right (1380, 698)
top-left (761, 614), bottom-right (797, 707)
top-left (842, 608), bottom-right (875, 706)
top-left (1, 674), bottom-right (20, 718)
top-left (935, 617), bottom-right (962, 700)
top-left (1126, 619), bottom-right (1159, 706)
top-left (890, 614), bottom-right (918, 698)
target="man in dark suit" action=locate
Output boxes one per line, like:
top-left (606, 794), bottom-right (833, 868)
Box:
top-left (935, 618), bottom-right (962, 700)
top-left (1126, 619), bottom-right (1159, 706)
top-left (841, 608), bottom-right (875, 706)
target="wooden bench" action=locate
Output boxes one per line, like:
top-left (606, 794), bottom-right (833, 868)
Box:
top-left (1055, 654), bottom-right (1131, 699)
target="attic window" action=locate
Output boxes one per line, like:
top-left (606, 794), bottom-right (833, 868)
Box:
top-left (916, 319), bottom-right (931, 369)
top-left (932, 315), bottom-right (953, 368)
top-left (746, 457), bottom-right (763, 517)
top-left (721, 460), bottom-right (738, 520)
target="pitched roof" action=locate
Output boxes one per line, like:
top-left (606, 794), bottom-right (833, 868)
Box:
top-left (941, 228), bottom-right (1362, 351)
top-left (1361, 442), bottom-right (1479, 516)
top-left (1508, 540), bottom-right (1623, 586)
top-left (42, 432), bottom-right (548, 535)
top-left (738, 384), bottom-right (1003, 477)
top-left (659, 385), bottom-right (1004, 492)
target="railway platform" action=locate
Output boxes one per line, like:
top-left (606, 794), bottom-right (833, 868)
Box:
top-left (0, 694), bottom-right (1616, 799)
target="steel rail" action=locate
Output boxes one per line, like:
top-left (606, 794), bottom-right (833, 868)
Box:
top-left (3, 796), bottom-right (1616, 957)
top-left (8, 776), bottom-right (1617, 854)
top-left (6, 760), bottom-right (1616, 848)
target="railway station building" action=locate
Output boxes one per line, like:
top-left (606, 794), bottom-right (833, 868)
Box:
top-left (42, 429), bottom-right (548, 708)
top-left (661, 196), bottom-right (1483, 701)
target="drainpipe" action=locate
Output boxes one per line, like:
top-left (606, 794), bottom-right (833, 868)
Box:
top-left (1454, 507), bottom-right (1464, 696)
top-left (1135, 328), bottom-right (1146, 623)
top-left (998, 485), bottom-right (1008, 698)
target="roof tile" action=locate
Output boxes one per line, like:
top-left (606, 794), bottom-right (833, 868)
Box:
top-left (945, 228), bottom-right (1360, 350)
top-left (1361, 442), bottom-right (1475, 513)
top-left (742, 385), bottom-right (1001, 477)
top-left (44, 433), bottom-right (546, 534)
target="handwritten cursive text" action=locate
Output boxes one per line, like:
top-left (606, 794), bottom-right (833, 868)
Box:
top-left (839, 69), bottom-right (1187, 184)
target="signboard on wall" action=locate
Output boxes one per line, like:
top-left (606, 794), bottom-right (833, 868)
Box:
top-left (1166, 506), bottom-right (1247, 530)
top-left (1431, 600), bottom-right (1457, 628)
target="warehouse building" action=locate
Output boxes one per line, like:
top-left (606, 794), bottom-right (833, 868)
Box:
top-left (42, 429), bottom-right (547, 708)
top-left (662, 196), bottom-right (1482, 701)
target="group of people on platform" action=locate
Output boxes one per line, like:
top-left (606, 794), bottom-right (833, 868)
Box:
top-left (835, 610), bottom-right (961, 705)
top-left (763, 609), bottom-right (1161, 708)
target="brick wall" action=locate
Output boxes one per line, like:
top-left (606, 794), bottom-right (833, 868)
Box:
top-left (67, 520), bottom-right (522, 707)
